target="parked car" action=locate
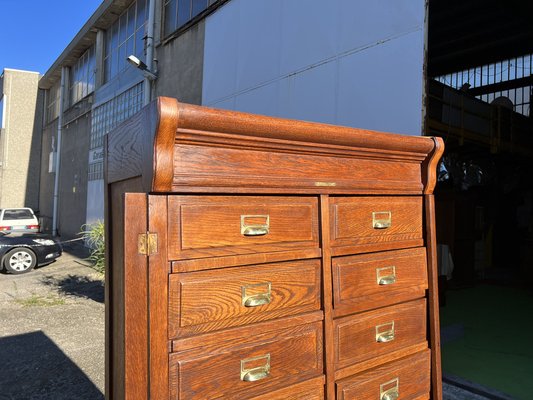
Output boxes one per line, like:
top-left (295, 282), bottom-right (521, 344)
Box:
top-left (0, 233), bottom-right (62, 274)
top-left (0, 208), bottom-right (40, 233)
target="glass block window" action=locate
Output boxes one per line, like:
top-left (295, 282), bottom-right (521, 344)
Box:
top-left (104, 0), bottom-right (148, 82)
top-left (70, 46), bottom-right (96, 105)
top-left (46, 81), bottom-right (61, 124)
top-left (164, 0), bottom-right (221, 37)
top-left (89, 83), bottom-right (144, 180)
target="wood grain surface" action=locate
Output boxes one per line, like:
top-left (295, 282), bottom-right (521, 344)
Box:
top-left (332, 247), bottom-right (428, 314)
top-left (336, 350), bottom-right (431, 400)
top-left (167, 195), bottom-right (319, 260)
top-left (169, 321), bottom-right (323, 399)
top-left (168, 259), bottom-right (321, 337)
top-left (334, 299), bottom-right (427, 369)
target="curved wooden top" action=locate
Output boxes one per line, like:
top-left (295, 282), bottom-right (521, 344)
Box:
top-left (106, 97), bottom-right (443, 194)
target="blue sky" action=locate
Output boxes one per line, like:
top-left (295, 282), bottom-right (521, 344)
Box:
top-left (0, 0), bottom-right (103, 74)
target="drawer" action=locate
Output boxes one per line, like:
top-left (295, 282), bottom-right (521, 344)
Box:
top-left (332, 247), bottom-right (428, 314)
top-left (248, 376), bottom-right (324, 400)
top-left (169, 321), bottom-right (323, 400)
top-left (329, 196), bottom-right (423, 255)
top-left (334, 299), bottom-right (427, 369)
top-left (337, 350), bottom-right (431, 400)
top-left (168, 196), bottom-right (319, 260)
top-left (169, 259), bottom-right (321, 337)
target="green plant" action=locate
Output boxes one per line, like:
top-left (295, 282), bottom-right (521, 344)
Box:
top-left (14, 293), bottom-right (66, 307)
top-left (81, 221), bottom-right (105, 274)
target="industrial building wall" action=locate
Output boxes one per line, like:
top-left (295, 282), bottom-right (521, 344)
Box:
top-left (38, 121), bottom-right (57, 233)
top-left (201, 0), bottom-right (426, 135)
top-left (0, 69), bottom-right (42, 209)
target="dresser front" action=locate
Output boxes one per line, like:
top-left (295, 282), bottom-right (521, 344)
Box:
top-left (106, 97), bottom-right (442, 400)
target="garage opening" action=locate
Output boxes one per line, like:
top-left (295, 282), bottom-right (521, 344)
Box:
top-left (427, 1), bottom-right (533, 398)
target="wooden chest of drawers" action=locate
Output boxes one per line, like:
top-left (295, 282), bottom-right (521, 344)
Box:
top-left (105, 97), bottom-right (443, 399)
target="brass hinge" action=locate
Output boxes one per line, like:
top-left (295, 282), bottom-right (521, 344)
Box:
top-left (138, 232), bottom-right (158, 255)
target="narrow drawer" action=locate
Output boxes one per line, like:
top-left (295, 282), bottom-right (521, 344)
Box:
top-left (169, 322), bottom-right (323, 400)
top-left (337, 350), bottom-right (431, 400)
top-left (168, 196), bottom-right (319, 260)
top-left (329, 196), bottom-right (423, 255)
top-left (332, 247), bottom-right (428, 314)
top-left (169, 259), bottom-right (321, 337)
top-left (334, 299), bottom-right (427, 369)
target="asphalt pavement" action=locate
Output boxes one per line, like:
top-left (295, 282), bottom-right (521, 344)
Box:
top-left (0, 242), bottom-right (104, 400)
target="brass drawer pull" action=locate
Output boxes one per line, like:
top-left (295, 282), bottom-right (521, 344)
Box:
top-left (242, 282), bottom-right (272, 307)
top-left (241, 215), bottom-right (270, 236)
top-left (375, 321), bottom-right (395, 343)
top-left (376, 266), bottom-right (396, 285)
top-left (373, 211), bottom-right (392, 229)
top-left (380, 378), bottom-right (399, 400)
top-left (241, 354), bottom-right (270, 382)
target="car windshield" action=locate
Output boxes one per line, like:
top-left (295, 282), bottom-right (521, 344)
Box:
top-left (2, 209), bottom-right (34, 220)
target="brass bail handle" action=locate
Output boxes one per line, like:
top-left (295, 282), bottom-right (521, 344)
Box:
top-left (242, 282), bottom-right (272, 307)
top-left (376, 266), bottom-right (396, 286)
top-left (376, 321), bottom-right (395, 343)
top-left (380, 378), bottom-right (399, 400)
top-left (373, 211), bottom-right (392, 229)
top-left (240, 354), bottom-right (271, 382)
top-left (241, 215), bottom-right (270, 236)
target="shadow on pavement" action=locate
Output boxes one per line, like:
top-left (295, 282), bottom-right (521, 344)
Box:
top-left (41, 274), bottom-right (104, 303)
top-left (0, 331), bottom-right (103, 399)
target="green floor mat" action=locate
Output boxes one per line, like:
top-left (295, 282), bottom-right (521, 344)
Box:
top-left (440, 284), bottom-right (533, 399)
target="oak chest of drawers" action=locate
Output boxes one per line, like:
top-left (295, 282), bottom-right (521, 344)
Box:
top-left (105, 97), bottom-right (443, 399)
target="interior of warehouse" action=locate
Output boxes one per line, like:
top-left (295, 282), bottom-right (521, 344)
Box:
top-left (427, 1), bottom-right (533, 398)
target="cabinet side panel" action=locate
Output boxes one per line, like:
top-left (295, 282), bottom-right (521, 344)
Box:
top-left (106, 178), bottom-right (146, 400)
top-left (123, 192), bottom-right (149, 399)
top-left (424, 195), bottom-right (443, 400)
top-left (148, 195), bottom-right (169, 399)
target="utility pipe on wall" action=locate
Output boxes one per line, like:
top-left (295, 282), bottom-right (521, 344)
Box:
top-left (144, 0), bottom-right (156, 106)
top-left (52, 67), bottom-right (66, 236)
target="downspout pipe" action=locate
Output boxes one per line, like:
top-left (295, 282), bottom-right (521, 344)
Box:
top-left (52, 67), bottom-right (66, 236)
top-left (144, 0), bottom-right (156, 106)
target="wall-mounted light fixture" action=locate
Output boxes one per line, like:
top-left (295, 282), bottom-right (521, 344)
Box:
top-left (126, 55), bottom-right (158, 81)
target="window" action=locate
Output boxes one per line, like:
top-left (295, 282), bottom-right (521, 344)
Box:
top-left (0, 95), bottom-right (4, 129)
top-left (70, 46), bottom-right (96, 105)
top-left (89, 83), bottom-right (144, 180)
top-left (104, 0), bottom-right (148, 82)
top-left (164, 0), bottom-right (221, 37)
top-left (46, 81), bottom-right (61, 123)
top-left (435, 54), bottom-right (532, 116)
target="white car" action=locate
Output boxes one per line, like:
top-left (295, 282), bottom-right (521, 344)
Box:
top-left (0, 208), bottom-right (40, 233)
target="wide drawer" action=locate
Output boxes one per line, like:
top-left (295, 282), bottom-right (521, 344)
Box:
top-left (169, 321), bottom-right (323, 399)
top-left (168, 196), bottom-right (319, 260)
top-left (334, 299), bottom-right (427, 369)
top-left (337, 350), bottom-right (431, 400)
top-left (249, 376), bottom-right (324, 400)
top-left (332, 247), bottom-right (428, 314)
top-left (329, 196), bottom-right (423, 255)
top-left (169, 259), bottom-right (321, 337)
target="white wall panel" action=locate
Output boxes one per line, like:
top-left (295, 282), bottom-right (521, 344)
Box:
top-left (234, 81), bottom-right (279, 116)
top-left (279, 0), bottom-right (338, 76)
top-left (338, 0), bottom-right (423, 54)
top-left (337, 31), bottom-right (424, 134)
top-left (236, 0), bottom-right (282, 91)
top-left (202, 0), bottom-right (239, 105)
top-left (203, 0), bottom-right (425, 135)
top-left (277, 61), bottom-right (337, 123)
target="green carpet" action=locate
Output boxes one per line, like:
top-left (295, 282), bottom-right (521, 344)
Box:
top-left (440, 284), bottom-right (533, 399)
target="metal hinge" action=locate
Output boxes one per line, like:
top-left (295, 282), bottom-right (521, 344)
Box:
top-left (138, 232), bottom-right (158, 255)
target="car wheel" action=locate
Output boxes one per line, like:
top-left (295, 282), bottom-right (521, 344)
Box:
top-left (4, 248), bottom-right (37, 274)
